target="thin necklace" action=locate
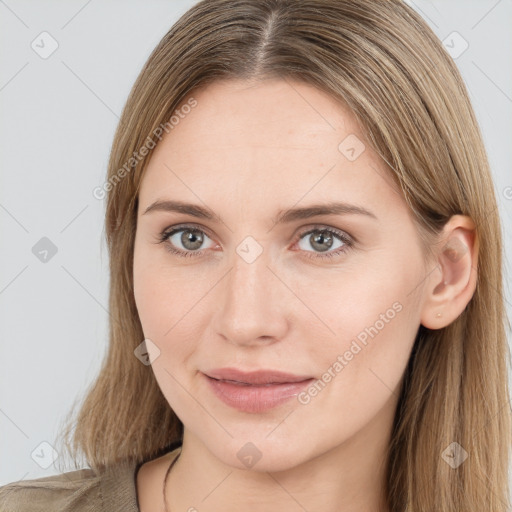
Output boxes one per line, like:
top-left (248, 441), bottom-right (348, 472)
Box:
top-left (162, 449), bottom-right (181, 512)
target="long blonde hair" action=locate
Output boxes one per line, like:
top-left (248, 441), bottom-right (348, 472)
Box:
top-left (57, 1), bottom-right (512, 509)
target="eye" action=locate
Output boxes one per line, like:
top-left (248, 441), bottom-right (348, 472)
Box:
top-left (155, 224), bottom-right (354, 261)
top-left (294, 226), bottom-right (353, 260)
top-left (156, 224), bottom-right (217, 258)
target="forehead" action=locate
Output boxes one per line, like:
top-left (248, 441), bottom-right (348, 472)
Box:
top-left (139, 78), bottom-right (402, 215)
top-left (151, 78), bottom-right (359, 158)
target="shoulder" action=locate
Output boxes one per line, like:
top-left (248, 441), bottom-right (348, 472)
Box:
top-left (0, 461), bottom-right (139, 512)
top-left (0, 467), bottom-right (104, 512)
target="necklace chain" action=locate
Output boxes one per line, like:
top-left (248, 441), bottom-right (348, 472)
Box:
top-left (163, 449), bottom-right (181, 512)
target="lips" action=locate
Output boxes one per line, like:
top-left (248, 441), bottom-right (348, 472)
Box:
top-left (205, 367), bottom-right (313, 385)
top-left (203, 367), bottom-right (315, 413)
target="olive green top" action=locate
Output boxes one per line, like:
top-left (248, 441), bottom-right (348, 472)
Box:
top-left (0, 446), bottom-right (180, 512)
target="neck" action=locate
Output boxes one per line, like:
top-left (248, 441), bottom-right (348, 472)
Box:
top-left (166, 405), bottom-right (394, 512)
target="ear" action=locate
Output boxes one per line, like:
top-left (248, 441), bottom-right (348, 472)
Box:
top-left (420, 215), bottom-right (479, 330)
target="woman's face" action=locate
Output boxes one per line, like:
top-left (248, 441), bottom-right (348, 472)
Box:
top-left (133, 78), bottom-right (431, 471)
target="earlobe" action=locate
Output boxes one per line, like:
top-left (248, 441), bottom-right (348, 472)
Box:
top-left (420, 215), bottom-right (479, 330)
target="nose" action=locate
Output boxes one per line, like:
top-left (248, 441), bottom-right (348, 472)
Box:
top-left (212, 246), bottom-right (290, 347)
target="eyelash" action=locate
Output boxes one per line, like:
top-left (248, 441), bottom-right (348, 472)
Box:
top-left (155, 223), bottom-right (354, 261)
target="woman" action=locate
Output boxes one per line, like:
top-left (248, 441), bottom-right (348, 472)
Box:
top-left (1, 0), bottom-right (510, 510)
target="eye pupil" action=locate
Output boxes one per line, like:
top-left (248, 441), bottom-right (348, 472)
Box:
top-left (310, 231), bottom-right (333, 252)
top-left (182, 229), bottom-right (203, 250)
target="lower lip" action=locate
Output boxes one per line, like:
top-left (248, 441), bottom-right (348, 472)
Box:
top-left (204, 374), bottom-right (314, 413)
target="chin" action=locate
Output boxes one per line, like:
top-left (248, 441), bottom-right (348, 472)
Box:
top-left (205, 435), bottom-right (317, 473)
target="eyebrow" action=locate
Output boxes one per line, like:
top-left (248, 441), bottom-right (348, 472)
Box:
top-left (142, 199), bottom-right (377, 224)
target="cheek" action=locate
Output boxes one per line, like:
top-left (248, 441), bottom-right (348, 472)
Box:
top-left (301, 252), bottom-right (419, 319)
top-left (133, 259), bottom-right (169, 340)
top-left (134, 243), bottom-right (201, 337)
top-left (292, 249), bottom-right (424, 389)
top-left (287, 276), bottom-right (421, 450)
top-left (133, 255), bottom-right (204, 414)
top-left (133, 246), bottom-right (215, 375)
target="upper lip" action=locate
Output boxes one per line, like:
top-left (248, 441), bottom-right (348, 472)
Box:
top-left (204, 367), bottom-right (314, 385)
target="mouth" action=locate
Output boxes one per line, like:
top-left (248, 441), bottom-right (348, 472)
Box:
top-left (202, 368), bottom-right (315, 413)
top-left (204, 367), bottom-right (314, 385)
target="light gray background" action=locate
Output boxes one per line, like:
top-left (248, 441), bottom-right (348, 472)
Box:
top-left (1, 0), bottom-right (511, 486)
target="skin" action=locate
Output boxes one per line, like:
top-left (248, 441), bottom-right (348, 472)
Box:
top-left (133, 78), bottom-right (478, 512)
